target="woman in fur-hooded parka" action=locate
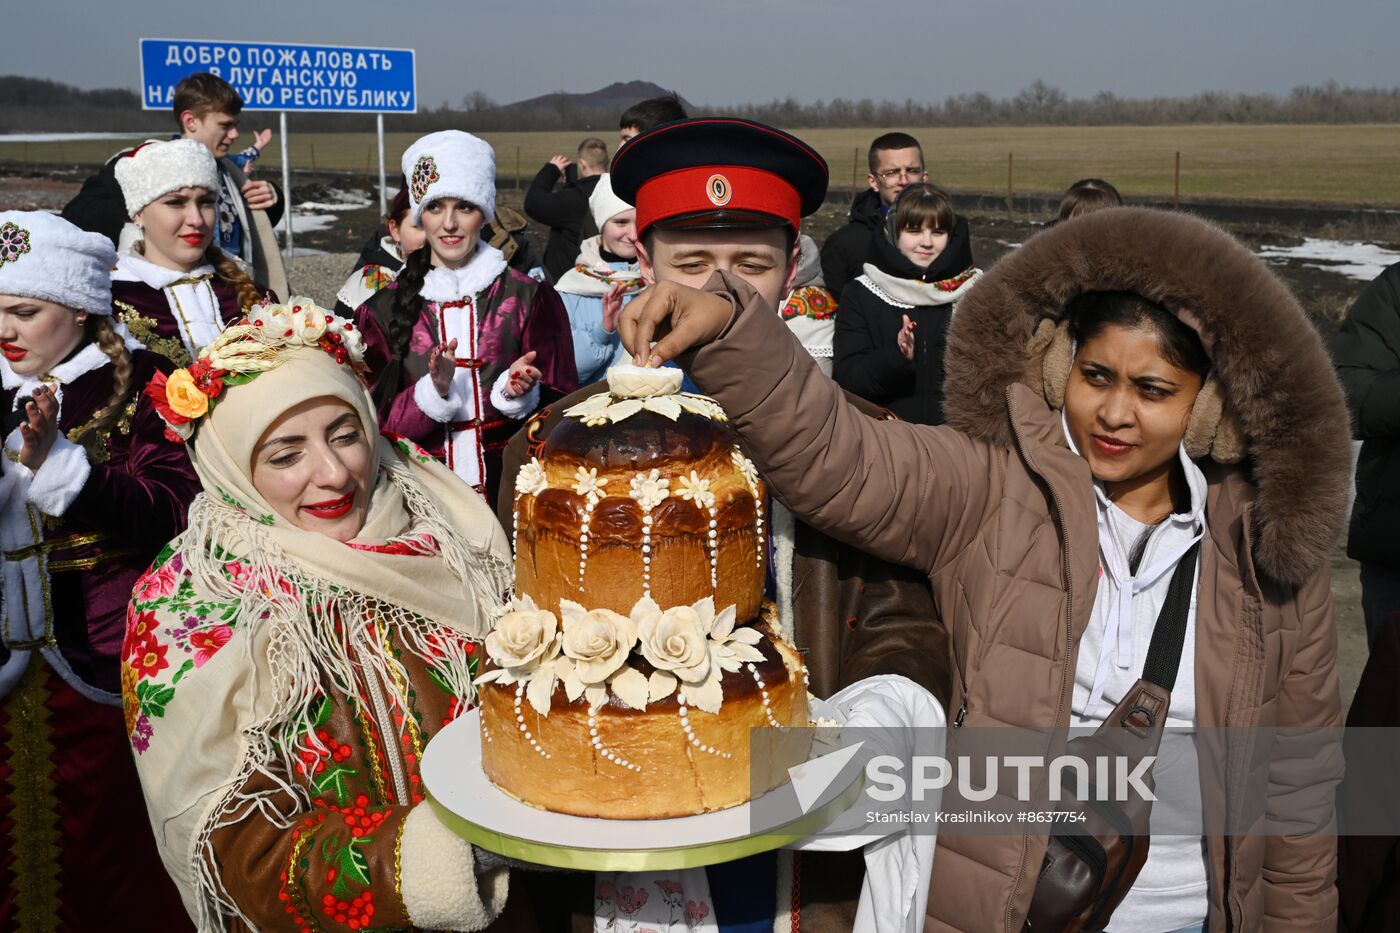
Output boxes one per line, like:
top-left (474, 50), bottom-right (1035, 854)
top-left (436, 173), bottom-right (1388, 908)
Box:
top-left (654, 207), bottom-right (1349, 932)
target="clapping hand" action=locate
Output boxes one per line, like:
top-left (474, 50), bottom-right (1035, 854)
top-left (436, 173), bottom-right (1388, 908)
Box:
top-left (897, 314), bottom-right (916, 361)
top-left (429, 339), bottom-right (459, 397)
top-left (18, 386), bottom-right (59, 471)
top-left (503, 351), bottom-right (541, 399)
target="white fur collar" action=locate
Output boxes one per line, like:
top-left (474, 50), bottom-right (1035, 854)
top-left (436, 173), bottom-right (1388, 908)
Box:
top-left (113, 252), bottom-right (216, 289)
top-left (2, 341), bottom-right (112, 393)
top-left (858, 264), bottom-right (981, 309)
top-left (420, 243), bottom-right (508, 304)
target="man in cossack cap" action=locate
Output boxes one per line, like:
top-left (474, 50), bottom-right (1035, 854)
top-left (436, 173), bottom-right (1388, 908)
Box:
top-left (496, 118), bottom-right (949, 931)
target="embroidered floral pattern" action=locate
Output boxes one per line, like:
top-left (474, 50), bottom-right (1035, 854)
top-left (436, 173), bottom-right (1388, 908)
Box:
top-left (932, 267), bottom-right (978, 292)
top-left (360, 265), bottom-right (392, 292)
top-left (0, 221), bottom-right (31, 267)
top-left (411, 156), bottom-right (440, 202)
top-left (780, 285), bottom-right (836, 320)
top-left (122, 546), bottom-right (249, 753)
top-left (215, 487), bottom-right (277, 526)
top-left (386, 433), bottom-right (437, 465)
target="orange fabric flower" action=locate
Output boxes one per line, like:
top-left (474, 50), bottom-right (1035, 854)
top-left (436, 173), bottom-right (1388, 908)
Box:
top-left (164, 368), bottom-right (210, 419)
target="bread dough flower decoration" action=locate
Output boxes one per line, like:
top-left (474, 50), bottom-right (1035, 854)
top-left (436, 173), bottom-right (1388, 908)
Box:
top-left (474, 594), bottom-right (563, 714)
top-left (563, 363), bottom-right (728, 426)
top-left (515, 458), bottom-right (548, 497)
top-left (143, 298), bottom-right (368, 443)
top-left (552, 600), bottom-right (649, 712)
top-left (635, 596), bottom-right (765, 714)
top-left (629, 470), bottom-right (670, 510)
top-left (675, 472), bottom-right (716, 510)
top-left (571, 466), bottom-right (608, 503)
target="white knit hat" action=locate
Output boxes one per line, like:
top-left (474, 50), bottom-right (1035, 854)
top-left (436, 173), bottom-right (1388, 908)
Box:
top-left (0, 211), bottom-right (114, 316)
top-left (114, 139), bottom-right (221, 218)
top-left (401, 131), bottom-right (495, 224)
top-left (588, 174), bottom-right (632, 230)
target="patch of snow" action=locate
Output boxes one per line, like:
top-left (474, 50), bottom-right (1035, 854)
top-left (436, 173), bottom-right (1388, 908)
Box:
top-left (284, 213), bottom-right (337, 234)
top-left (1256, 238), bottom-right (1400, 283)
top-left (296, 188), bottom-right (373, 211)
top-left (0, 132), bottom-right (151, 143)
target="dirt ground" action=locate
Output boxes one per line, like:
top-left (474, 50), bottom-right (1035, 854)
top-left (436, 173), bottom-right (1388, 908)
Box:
top-left (1, 170), bottom-right (1377, 710)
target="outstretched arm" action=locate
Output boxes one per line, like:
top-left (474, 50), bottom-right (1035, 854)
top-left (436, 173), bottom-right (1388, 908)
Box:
top-left (620, 272), bottom-right (991, 574)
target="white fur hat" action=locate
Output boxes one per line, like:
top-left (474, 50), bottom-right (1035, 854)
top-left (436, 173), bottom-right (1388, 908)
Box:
top-left (0, 211), bottom-right (115, 316)
top-left (114, 139), bottom-right (221, 218)
top-left (588, 174), bottom-right (632, 230)
top-left (401, 131), bottom-right (495, 224)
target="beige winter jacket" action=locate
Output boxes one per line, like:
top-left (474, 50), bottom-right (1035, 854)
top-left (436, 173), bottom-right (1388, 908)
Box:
top-left (684, 209), bottom-right (1350, 932)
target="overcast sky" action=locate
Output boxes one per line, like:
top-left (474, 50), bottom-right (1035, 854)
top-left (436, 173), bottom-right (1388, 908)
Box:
top-left (13, 0), bottom-right (1399, 108)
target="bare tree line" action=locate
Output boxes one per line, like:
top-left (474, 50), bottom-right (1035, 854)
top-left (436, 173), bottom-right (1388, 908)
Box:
top-left (3, 76), bottom-right (1399, 135)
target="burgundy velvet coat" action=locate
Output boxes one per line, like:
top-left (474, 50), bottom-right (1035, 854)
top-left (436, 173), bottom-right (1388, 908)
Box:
top-left (355, 267), bottom-right (577, 500)
top-left (110, 278), bottom-right (249, 368)
top-left (2, 348), bottom-right (199, 696)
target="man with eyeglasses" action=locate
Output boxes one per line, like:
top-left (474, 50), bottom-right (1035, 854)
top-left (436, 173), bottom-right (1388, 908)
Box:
top-left (819, 131), bottom-right (928, 297)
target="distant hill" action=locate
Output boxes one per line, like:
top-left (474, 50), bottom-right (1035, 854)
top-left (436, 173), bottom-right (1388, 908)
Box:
top-left (504, 81), bottom-right (691, 114)
top-left (0, 76), bottom-right (167, 134)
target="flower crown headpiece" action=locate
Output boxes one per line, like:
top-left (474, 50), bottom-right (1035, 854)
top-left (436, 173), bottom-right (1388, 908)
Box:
top-left (144, 298), bottom-right (368, 443)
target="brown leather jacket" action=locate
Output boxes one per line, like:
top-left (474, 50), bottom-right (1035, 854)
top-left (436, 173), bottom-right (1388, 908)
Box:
top-left (495, 382), bottom-right (951, 705)
top-left (683, 208), bottom-right (1350, 932)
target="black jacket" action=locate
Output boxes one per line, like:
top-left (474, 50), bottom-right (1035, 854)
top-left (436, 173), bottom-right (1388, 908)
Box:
top-left (523, 163), bottom-right (600, 282)
top-left (1332, 261), bottom-right (1400, 568)
top-left (832, 217), bottom-right (975, 425)
top-left (62, 150), bottom-right (284, 248)
top-left (819, 189), bottom-right (884, 299)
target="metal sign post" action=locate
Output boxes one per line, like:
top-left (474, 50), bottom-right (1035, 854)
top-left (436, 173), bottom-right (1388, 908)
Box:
top-left (139, 38), bottom-right (418, 259)
top-left (280, 112), bottom-right (292, 255)
top-left (378, 113), bottom-right (387, 216)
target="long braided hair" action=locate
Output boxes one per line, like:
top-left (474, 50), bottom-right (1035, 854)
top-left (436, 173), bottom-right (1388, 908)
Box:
top-left (71, 316), bottom-right (135, 455)
top-left (203, 244), bottom-right (265, 311)
top-left (388, 243), bottom-right (433, 359)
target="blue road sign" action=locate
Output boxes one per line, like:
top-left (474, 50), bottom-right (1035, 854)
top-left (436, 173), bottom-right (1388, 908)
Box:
top-left (139, 38), bottom-right (416, 113)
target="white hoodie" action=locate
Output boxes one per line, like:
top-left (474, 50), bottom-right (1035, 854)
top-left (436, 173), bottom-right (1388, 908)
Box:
top-left (1064, 415), bottom-right (1209, 933)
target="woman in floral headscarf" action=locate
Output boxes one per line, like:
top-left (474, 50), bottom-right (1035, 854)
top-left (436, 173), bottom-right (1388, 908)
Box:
top-left (124, 298), bottom-right (527, 931)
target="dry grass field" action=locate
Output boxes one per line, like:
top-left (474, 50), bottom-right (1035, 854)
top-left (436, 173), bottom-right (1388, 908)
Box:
top-left (3, 123), bottom-right (1398, 205)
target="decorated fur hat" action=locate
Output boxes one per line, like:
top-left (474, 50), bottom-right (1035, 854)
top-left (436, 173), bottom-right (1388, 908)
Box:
top-left (114, 139), bottom-right (222, 218)
top-left (588, 174), bottom-right (632, 230)
top-left (401, 131), bottom-right (496, 224)
top-left (0, 211), bottom-right (115, 316)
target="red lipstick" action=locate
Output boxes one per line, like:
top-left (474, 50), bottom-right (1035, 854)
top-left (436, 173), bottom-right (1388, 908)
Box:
top-left (180, 233), bottom-right (207, 246)
top-left (1, 343), bottom-right (26, 362)
top-left (1092, 434), bottom-right (1134, 457)
top-left (301, 493), bottom-right (354, 519)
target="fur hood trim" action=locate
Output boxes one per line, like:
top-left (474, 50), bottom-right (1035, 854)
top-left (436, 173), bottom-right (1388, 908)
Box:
top-left (943, 207), bottom-right (1351, 586)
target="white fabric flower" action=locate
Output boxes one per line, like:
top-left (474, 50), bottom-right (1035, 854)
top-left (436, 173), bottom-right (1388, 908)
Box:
top-left (559, 600), bottom-right (637, 684)
top-left (629, 470), bottom-right (670, 511)
top-left (289, 300), bottom-right (328, 341)
top-left (675, 471), bottom-right (715, 510)
top-left (339, 322), bottom-right (367, 361)
top-left (516, 458), bottom-right (548, 497)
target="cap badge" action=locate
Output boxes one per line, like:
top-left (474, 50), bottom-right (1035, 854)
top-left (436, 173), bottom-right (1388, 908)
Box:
top-left (411, 156), bottom-right (440, 203)
top-left (706, 174), bottom-right (732, 207)
top-left (0, 222), bottom-right (31, 268)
